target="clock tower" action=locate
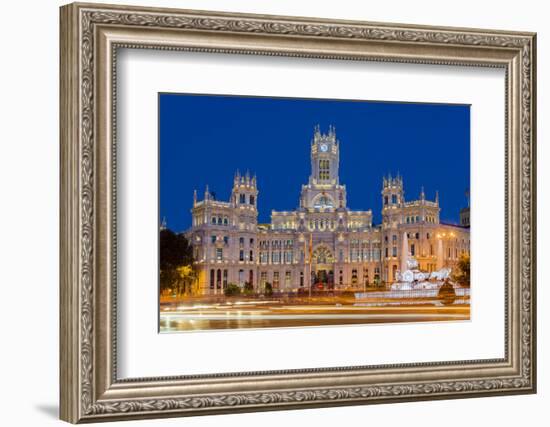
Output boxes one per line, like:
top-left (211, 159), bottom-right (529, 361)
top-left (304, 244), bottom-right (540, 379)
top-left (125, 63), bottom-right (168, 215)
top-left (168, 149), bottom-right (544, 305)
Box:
top-left (299, 125), bottom-right (347, 210)
top-left (309, 124), bottom-right (340, 186)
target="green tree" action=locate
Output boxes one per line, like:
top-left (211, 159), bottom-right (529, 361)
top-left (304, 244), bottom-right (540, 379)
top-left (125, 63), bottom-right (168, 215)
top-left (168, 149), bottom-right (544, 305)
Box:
top-left (264, 282), bottom-right (273, 297)
top-left (159, 228), bottom-right (195, 295)
top-left (452, 253), bottom-right (470, 287)
top-left (224, 283), bottom-right (241, 297)
top-left (242, 281), bottom-right (255, 296)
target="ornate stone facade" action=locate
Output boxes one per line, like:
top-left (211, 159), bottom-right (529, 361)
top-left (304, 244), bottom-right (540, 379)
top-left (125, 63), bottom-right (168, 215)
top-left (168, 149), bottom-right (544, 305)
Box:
top-left (187, 126), bottom-right (469, 295)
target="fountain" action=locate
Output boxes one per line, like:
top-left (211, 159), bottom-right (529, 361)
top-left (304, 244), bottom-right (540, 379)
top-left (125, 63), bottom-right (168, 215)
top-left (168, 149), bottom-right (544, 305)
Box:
top-left (391, 232), bottom-right (452, 291)
top-left (354, 232), bottom-right (469, 302)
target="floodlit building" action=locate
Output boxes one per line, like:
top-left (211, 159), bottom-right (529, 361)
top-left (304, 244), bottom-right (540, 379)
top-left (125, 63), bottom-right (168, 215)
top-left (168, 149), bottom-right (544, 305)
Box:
top-left (187, 126), bottom-right (470, 295)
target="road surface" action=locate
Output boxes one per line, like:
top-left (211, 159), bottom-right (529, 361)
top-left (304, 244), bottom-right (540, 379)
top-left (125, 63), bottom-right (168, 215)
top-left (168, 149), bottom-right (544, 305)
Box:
top-left (160, 298), bottom-right (470, 332)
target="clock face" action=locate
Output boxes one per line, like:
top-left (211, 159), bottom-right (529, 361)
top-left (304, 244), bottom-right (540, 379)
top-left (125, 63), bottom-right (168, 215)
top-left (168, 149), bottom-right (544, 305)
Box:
top-left (320, 143), bottom-right (328, 152)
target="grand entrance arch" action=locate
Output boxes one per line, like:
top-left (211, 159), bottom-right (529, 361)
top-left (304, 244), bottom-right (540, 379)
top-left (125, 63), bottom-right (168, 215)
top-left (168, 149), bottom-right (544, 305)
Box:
top-left (312, 245), bottom-right (335, 289)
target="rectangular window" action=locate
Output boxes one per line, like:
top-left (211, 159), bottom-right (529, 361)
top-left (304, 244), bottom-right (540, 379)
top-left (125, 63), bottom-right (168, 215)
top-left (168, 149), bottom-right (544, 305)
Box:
top-left (216, 248), bottom-right (223, 261)
top-left (385, 247), bottom-right (389, 258)
top-left (249, 250), bottom-right (254, 262)
top-left (223, 269), bottom-right (228, 288)
top-left (391, 194), bottom-right (398, 204)
top-left (209, 269), bottom-right (215, 289)
top-left (300, 271), bottom-right (304, 286)
top-left (260, 271), bottom-right (267, 287)
top-left (411, 244), bottom-right (415, 256)
top-left (223, 236), bottom-right (229, 245)
top-left (285, 271), bottom-right (291, 287)
top-left (211, 235), bottom-right (216, 244)
top-left (249, 195), bottom-right (255, 205)
top-left (392, 246), bottom-right (397, 257)
top-left (351, 269), bottom-right (358, 285)
top-left (250, 238), bottom-right (254, 246)
top-left (239, 237), bottom-right (244, 246)
top-left (273, 271), bottom-right (280, 289)
top-left (319, 159), bottom-right (330, 180)
top-left (239, 250), bottom-right (244, 261)
top-left (239, 194), bottom-right (246, 204)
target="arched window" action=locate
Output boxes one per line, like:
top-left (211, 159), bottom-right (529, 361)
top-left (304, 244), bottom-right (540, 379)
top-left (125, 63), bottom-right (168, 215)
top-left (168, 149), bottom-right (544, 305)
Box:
top-left (313, 246), bottom-right (334, 264)
top-left (313, 195), bottom-right (334, 208)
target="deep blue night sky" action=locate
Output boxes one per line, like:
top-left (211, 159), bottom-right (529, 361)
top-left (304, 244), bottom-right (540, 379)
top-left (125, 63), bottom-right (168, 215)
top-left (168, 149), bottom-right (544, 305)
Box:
top-left (159, 94), bottom-right (470, 232)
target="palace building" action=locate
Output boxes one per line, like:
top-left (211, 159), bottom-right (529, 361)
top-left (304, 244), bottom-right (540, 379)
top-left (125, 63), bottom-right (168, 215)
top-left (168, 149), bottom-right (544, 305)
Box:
top-left (187, 126), bottom-right (470, 295)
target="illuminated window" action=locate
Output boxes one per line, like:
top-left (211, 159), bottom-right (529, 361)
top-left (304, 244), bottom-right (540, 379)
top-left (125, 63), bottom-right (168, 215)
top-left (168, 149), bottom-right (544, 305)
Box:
top-left (351, 269), bottom-right (358, 285)
top-left (319, 159), bottom-right (330, 180)
top-left (314, 195), bottom-right (333, 208)
top-left (273, 271), bottom-right (280, 288)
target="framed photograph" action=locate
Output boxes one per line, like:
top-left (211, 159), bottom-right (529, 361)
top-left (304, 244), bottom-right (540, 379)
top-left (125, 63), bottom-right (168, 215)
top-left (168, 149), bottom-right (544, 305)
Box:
top-left (60, 2), bottom-right (537, 423)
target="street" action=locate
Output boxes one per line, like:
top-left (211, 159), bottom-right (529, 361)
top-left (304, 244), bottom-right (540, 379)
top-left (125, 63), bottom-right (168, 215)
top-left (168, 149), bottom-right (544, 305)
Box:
top-left (160, 297), bottom-right (470, 332)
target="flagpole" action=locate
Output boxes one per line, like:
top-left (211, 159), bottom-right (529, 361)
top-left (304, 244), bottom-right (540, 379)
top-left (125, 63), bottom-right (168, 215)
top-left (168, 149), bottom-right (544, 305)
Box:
top-left (309, 232), bottom-right (313, 298)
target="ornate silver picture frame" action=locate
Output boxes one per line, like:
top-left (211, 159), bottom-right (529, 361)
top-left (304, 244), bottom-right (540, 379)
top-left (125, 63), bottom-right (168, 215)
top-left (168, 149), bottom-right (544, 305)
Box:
top-left (60, 2), bottom-right (536, 423)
